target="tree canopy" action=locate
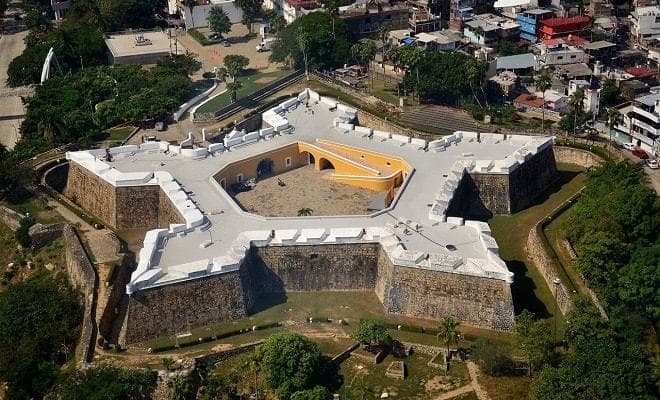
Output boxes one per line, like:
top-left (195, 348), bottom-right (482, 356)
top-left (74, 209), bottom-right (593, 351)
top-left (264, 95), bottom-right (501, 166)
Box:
top-left (0, 272), bottom-right (82, 399)
top-left (270, 11), bottom-right (352, 71)
top-left (224, 54), bottom-right (250, 78)
top-left (253, 333), bottom-right (325, 399)
top-left (512, 310), bottom-right (552, 375)
top-left (45, 365), bottom-right (157, 400)
top-left (351, 319), bottom-right (392, 348)
top-left (208, 6), bottom-right (232, 37)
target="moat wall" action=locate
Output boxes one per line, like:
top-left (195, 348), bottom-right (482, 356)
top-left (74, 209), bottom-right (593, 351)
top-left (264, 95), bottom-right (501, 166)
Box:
top-left (62, 161), bottom-right (185, 230)
top-left (123, 243), bottom-right (514, 343)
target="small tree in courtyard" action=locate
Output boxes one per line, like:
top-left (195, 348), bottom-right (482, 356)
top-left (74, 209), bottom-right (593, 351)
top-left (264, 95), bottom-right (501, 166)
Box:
top-left (208, 6), bottom-right (232, 38)
top-left (224, 54), bottom-right (250, 79)
top-left (351, 319), bottom-right (392, 350)
top-left (437, 317), bottom-right (460, 359)
top-left (297, 207), bottom-right (313, 216)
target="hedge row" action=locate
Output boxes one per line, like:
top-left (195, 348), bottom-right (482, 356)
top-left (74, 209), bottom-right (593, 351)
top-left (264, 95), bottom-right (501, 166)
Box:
top-left (384, 321), bottom-right (440, 336)
top-left (151, 322), bottom-right (281, 353)
top-left (187, 28), bottom-right (222, 46)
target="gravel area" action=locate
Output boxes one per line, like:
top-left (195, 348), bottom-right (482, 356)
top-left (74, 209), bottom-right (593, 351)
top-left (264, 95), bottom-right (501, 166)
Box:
top-left (232, 165), bottom-right (384, 217)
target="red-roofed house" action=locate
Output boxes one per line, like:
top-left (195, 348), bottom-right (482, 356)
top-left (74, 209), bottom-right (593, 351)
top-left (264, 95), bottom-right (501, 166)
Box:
top-left (539, 16), bottom-right (590, 42)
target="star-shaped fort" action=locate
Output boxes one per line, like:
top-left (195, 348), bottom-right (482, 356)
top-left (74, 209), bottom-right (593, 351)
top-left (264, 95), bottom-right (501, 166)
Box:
top-left (62, 89), bottom-right (558, 343)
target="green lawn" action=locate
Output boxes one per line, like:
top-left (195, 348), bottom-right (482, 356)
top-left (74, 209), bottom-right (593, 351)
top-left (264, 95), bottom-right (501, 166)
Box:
top-left (103, 126), bottom-right (135, 143)
top-left (196, 70), bottom-right (293, 114)
top-left (489, 163), bottom-right (587, 326)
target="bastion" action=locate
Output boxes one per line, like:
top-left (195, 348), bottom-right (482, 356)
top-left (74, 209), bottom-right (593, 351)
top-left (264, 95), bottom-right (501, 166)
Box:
top-left (58, 88), bottom-right (558, 343)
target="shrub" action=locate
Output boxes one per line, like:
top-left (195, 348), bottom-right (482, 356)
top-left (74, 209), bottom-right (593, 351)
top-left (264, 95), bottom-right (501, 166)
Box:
top-left (15, 215), bottom-right (35, 247)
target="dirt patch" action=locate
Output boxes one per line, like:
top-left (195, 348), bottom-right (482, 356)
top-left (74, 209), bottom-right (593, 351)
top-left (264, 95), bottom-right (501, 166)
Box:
top-left (254, 76), bottom-right (276, 84)
top-left (232, 165), bottom-right (384, 217)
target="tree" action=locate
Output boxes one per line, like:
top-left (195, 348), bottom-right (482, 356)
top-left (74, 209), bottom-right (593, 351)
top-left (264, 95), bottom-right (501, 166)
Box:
top-left (298, 26), bottom-right (310, 79)
top-left (376, 25), bottom-right (389, 74)
top-left (0, 272), bottom-right (82, 399)
top-left (535, 72), bottom-right (552, 133)
top-left (297, 207), bottom-right (313, 216)
top-left (208, 6), bottom-right (232, 38)
top-left (512, 310), bottom-right (552, 375)
top-left (606, 107), bottom-right (621, 147)
top-left (223, 54), bottom-right (250, 79)
top-left (226, 80), bottom-right (243, 103)
top-left (168, 373), bottom-right (195, 400)
top-left (470, 338), bottom-right (513, 376)
top-left (198, 374), bottom-right (236, 400)
top-left (234, 0), bottom-right (263, 34)
top-left (270, 12), bottom-right (352, 72)
top-left (351, 319), bottom-right (392, 349)
top-left (46, 365), bottom-right (157, 400)
top-left (291, 386), bottom-right (331, 400)
top-left (350, 41), bottom-right (377, 69)
top-left (437, 317), bottom-right (460, 360)
top-left (569, 89), bottom-right (586, 138)
top-left (600, 79), bottom-right (622, 107)
top-left (253, 333), bottom-right (325, 400)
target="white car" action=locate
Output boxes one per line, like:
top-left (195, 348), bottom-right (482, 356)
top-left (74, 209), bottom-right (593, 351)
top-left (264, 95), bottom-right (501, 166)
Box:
top-left (623, 142), bottom-right (636, 151)
top-left (646, 159), bottom-right (659, 169)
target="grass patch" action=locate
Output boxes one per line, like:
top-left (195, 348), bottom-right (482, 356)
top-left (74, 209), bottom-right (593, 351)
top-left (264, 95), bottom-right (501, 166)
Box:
top-left (370, 79), bottom-right (401, 105)
top-left (3, 196), bottom-right (65, 225)
top-left (196, 70), bottom-right (293, 114)
top-left (103, 126), bottom-right (135, 143)
top-left (489, 163), bottom-right (587, 327)
top-left (187, 28), bottom-right (223, 46)
top-left (476, 373), bottom-right (533, 400)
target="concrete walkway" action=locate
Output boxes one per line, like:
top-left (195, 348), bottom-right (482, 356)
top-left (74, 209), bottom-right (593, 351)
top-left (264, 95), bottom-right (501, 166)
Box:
top-left (432, 362), bottom-right (491, 400)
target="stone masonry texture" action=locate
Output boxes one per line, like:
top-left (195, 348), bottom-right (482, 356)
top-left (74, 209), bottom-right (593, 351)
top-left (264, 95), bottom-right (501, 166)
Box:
top-left (124, 243), bottom-right (515, 343)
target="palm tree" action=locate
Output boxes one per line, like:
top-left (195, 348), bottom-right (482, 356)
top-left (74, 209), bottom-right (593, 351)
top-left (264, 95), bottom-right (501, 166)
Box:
top-left (535, 72), bottom-right (552, 133)
top-left (227, 80), bottom-right (242, 103)
top-left (570, 89), bottom-right (586, 139)
top-left (606, 107), bottom-right (622, 148)
top-left (437, 317), bottom-right (460, 373)
top-left (376, 25), bottom-right (389, 76)
top-left (297, 27), bottom-right (310, 80)
top-left (297, 207), bottom-right (313, 216)
top-left (472, 26), bottom-right (486, 45)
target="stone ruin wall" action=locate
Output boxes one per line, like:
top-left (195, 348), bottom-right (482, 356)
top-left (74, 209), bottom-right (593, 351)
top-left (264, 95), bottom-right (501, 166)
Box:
top-left (508, 146), bottom-right (558, 213)
top-left (124, 270), bottom-right (249, 343)
top-left (124, 243), bottom-right (515, 343)
top-left (63, 161), bottom-right (184, 230)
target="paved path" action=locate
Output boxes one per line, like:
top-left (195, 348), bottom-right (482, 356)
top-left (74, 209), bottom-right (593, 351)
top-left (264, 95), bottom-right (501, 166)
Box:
top-left (432, 361), bottom-right (491, 400)
top-left (0, 5), bottom-right (29, 149)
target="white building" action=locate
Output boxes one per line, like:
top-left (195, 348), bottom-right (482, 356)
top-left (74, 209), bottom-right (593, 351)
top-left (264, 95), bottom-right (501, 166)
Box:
top-left (51, 0), bottom-right (70, 20)
top-left (415, 31), bottom-right (462, 52)
top-left (537, 43), bottom-right (588, 67)
top-left (616, 92), bottom-right (660, 155)
top-left (179, 0), bottom-right (243, 30)
top-left (630, 5), bottom-right (660, 47)
top-left (568, 80), bottom-right (600, 115)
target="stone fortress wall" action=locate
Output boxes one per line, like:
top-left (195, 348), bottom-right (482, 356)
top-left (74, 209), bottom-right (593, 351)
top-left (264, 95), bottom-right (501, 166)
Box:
top-left (63, 161), bottom-right (185, 230)
top-left (124, 243), bottom-right (514, 343)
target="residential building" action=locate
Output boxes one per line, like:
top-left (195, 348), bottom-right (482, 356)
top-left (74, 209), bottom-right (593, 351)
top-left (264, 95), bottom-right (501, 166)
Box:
top-left (415, 31), bottom-right (462, 51)
top-left (537, 43), bottom-right (589, 67)
top-left (588, 0), bottom-right (613, 18)
top-left (409, 7), bottom-right (442, 33)
top-left (282, 0), bottom-right (318, 23)
top-left (495, 53), bottom-right (537, 75)
top-left (568, 79), bottom-right (600, 114)
top-left (464, 13), bottom-right (520, 47)
top-left (538, 15), bottom-right (590, 43)
top-left (580, 40), bottom-right (617, 63)
top-left (488, 70), bottom-right (518, 98)
top-left (449, 0), bottom-right (474, 31)
top-left (51, 0), bottom-right (70, 21)
top-left (338, 0), bottom-right (409, 37)
top-left (493, 0), bottom-right (541, 20)
top-left (516, 8), bottom-right (554, 43)
top-left (630, 5), bottom-right (660, 48)
top-left (617, 92), bottom-right (660, 154)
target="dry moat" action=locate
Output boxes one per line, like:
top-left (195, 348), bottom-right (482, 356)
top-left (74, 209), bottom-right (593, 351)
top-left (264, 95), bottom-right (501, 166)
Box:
top-left (231, 165), bottom-right (386, 217)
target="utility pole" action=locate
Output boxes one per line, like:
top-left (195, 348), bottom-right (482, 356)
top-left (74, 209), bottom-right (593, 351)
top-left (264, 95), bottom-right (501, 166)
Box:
top-left (553, 277), bottom-right (561, 344)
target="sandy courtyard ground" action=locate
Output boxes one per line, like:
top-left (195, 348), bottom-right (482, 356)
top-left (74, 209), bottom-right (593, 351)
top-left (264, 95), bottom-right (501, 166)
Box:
top-left (232, 165), bottom-right (384, 217)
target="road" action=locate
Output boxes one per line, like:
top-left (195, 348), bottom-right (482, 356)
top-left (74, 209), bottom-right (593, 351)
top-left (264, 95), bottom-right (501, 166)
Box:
top-left (0, 0), bottom-right (30, 149)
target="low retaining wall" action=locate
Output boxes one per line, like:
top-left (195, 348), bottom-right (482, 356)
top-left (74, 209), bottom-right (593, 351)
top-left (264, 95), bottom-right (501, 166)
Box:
top-left (193, 340), bottom-right (263, 368)
top-left (62, 225), bottom-right (97, 365)
top-left (553, 146), bottom-right (605, 168)
top-left (0, 205), bottom-right (24, 230)
top-left (526, 223), bottom-right (574, 315)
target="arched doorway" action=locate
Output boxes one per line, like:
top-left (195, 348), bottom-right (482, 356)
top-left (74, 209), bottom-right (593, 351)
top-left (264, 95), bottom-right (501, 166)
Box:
top-left (256, 158), bottom-right (274, 178)
top-left (318, 158), bottom-right (335, 170)
top-left (300, 151), bottom-right (315, 166)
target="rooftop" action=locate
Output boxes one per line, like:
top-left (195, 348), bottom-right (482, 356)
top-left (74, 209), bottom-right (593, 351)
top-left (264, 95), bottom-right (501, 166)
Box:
top-left (104, 30), bottom-right (173, 58)
top-left (496, 53), bottom-right (536, 70)
top-left (540, 15), bottom-right (590, 28)
top-left (66, 90), bottom-right (553, 294)
top-left (635, 92), bottom-right (660, 107)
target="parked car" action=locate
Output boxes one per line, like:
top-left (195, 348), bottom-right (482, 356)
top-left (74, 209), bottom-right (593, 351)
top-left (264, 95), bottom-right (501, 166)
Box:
top-left (623, 142), bottom-right (636, 151)
top-left (222, 40), bottom-right (230, 47)
top-left (646, 159), bottom-right (659, 169)
top-left (632, 149), bottom-right (649, 159)
top-left (208, 32), bottom-right (220, 40)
